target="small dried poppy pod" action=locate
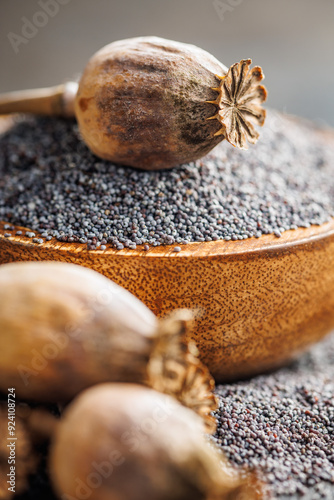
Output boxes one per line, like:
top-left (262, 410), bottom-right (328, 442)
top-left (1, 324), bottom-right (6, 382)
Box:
top-left (75, 36), bottom-right (267, 170)
top-left (50, 384), bottom-right (262, 500)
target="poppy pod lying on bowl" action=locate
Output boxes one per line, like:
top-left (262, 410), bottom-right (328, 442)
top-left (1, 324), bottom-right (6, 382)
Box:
top-left (0, 36), bottom-right (267, 169)
top-left (74, 37), bottom-right (267, 169)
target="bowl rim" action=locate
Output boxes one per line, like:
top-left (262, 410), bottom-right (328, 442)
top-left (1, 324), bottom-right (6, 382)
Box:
top-left (1, 219), bottom-right (334, 259)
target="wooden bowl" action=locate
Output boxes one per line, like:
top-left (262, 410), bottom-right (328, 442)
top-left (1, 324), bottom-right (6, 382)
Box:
top-left (1, 219), bottom-right (334, 381)
top-left (1, 115), bottom-right (334, 381)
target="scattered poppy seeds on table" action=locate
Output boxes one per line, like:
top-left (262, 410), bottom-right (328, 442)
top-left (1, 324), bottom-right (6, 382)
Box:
top-left (212, 332), bottom-right (334, 499)
top-left (0, 111), bottom-right (334, 249)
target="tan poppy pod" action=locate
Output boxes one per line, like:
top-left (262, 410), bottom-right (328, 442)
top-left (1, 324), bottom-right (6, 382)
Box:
top-left (75, 36), bottom-right (267, 169)
top-left (50, 384), bottom-right (262, 500)
top-left (0, 37), bottom-right (267, 170)
top-left (0, 261), bottom-right (216, 432)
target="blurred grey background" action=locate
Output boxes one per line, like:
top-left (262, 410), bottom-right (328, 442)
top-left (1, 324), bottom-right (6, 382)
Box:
top-left (0, 0), bottom-right (333, 126)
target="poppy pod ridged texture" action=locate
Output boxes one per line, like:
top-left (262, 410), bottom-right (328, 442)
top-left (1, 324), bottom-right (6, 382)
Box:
top-left (75, 36), bottom-right (267, 170)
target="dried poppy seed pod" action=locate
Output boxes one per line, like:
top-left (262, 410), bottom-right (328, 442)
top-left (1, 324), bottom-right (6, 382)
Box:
top-left (76, 36), bottom-right (267, 169)
top-left (0, 262), bottom-right (216, 432)
top-left (50, 384), bottom-right (262, 500)
top-left (0, 36), bottom-right (267, 170)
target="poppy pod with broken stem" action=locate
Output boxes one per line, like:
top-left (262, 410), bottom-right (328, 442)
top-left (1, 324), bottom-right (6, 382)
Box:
top-left (0, 36), bottom-right (267, 170)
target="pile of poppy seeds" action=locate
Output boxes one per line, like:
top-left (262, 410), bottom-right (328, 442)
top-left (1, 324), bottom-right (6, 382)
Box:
top-left (0, 110), bottom-right (334, 250)
top-left (212, 332), bottom-right (334, 499)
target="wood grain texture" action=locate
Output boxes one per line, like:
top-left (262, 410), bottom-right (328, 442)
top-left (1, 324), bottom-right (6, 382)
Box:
top-left (1, 219), bottom-right (334, 381)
